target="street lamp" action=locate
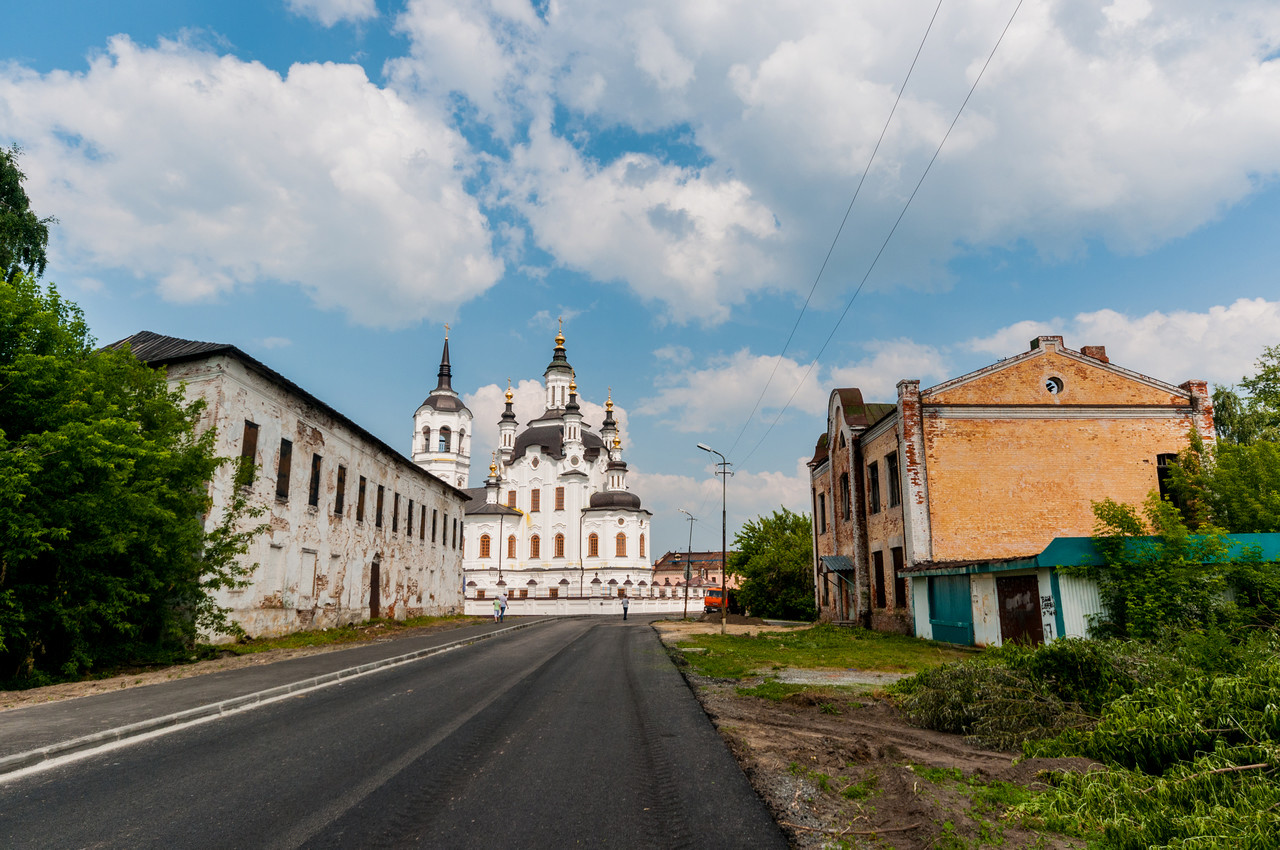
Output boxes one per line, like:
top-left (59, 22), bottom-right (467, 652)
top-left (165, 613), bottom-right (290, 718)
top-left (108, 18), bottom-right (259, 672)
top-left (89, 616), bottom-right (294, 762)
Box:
top-left (678, 508), bottom-right (696, 621)
top-left (697, 443), bottom-right (732, 636)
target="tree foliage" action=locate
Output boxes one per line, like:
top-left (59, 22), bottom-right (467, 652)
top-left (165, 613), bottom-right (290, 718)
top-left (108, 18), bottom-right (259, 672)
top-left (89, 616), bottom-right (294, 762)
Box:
top-left (1211, 344), bottom-right (1280, 445)
top-left (0, 274), bottom-right (258, 682)
top-left (0, 146), bottom-right (53, 282)
top-left (728, 507), bottom-right (816, 621)
top-left (1167, 430), bottom-right (1280, 535)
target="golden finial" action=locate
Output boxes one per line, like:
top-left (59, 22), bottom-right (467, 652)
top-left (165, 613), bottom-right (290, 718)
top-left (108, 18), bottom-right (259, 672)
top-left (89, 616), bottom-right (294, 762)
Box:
top-left (444, 322), bottom-right (449, 340)
top-left (490, 451), bottom-right (498, 477)
top-left (606, 387), bottom-right (613, 411)
top-left (505, 378), bottom-right (513, 402)
top-left (613, 436), bottom-right (622, 449)
top-left (570, 369), bottom-right (577, 394)
top-left (555, 316), bottom-right (565, 347)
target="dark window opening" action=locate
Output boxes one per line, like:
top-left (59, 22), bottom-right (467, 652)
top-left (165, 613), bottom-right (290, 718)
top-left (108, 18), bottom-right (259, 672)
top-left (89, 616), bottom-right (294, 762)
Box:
top-left (240, 421), bottom-right (259, 485)
top-left (867, 461), bottom-right (881, 514)
top-left (873, 551), bottom-right (887, 608)
top-left (308, 453), bottom-right (322, 507)
top-left (887, 452), bottom-right (901, 508)
top-left (432, 509), bottom-right (438, 542)
top-left (335, 465), bottom-right (346, 515)
top-left (438, 426), bottom-right (452, 453)
top-left (392, 493), bottom-right (400, 533)
top-left (276, 438), bottom-right (293, 500)
top-left (452, 517), bottom-right (458, 549)
top-left (375, 484), bottom-right (385, 528)
top-left (407, 499), bottom-right (414, 536)
top-left (840, 472), bottom-right (851, 520)
top-left (357, 476), bottom-right (366, 522)
top-left (419, 505), bottom-right (426, 540)
top-left (1157, 453), bottom-right (1180, 505)
top-left (817, 492), bottom-right (827, 534)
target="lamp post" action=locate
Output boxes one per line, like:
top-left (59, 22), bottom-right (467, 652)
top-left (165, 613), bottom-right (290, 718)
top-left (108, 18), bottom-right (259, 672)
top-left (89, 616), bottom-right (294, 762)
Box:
top-left (678, 508), bottom-right (696, 621)
top-left (696, 443), bottom-right (732, 636)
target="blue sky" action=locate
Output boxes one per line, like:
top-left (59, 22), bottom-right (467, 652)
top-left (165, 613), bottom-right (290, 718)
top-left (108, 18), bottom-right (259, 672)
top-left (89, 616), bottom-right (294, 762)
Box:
top-left (5, 0), bottom-right (1280, 557)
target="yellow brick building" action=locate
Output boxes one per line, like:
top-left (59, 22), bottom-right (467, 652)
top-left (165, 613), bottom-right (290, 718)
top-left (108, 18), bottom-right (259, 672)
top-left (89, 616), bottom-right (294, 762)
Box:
top-left (809, 336), bottom-right (1215, 638)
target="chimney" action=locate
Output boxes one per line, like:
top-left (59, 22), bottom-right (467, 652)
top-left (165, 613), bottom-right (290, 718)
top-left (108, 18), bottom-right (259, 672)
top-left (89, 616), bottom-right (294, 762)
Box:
top-left (1081, 345), bottom-right (1109, 364)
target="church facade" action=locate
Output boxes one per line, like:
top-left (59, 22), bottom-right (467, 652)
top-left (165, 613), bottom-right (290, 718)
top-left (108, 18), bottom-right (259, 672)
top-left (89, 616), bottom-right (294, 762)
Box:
top-left (413, 330), bottom-right (692, 615)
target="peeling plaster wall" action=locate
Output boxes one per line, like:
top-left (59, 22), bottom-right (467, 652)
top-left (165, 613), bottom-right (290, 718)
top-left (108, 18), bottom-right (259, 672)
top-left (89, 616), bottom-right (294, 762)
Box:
top-left (166, 355), bottom-right (466, 640)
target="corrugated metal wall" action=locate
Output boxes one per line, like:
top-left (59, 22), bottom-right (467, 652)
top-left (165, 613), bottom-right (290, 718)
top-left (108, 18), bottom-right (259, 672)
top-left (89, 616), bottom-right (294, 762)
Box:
top-left (1056, 572), bottom-right (1103, 638)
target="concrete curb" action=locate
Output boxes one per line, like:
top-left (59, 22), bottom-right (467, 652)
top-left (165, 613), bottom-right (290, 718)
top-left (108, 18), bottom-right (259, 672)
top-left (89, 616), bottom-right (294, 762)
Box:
top-left (0, 617), bottom-right (558, 777)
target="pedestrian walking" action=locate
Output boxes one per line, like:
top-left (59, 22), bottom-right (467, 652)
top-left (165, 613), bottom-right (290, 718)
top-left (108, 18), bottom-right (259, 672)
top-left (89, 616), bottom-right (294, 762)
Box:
top-left (493, 598), bottom-right (500, 622)
top-left (498, 590), bottom-right (508, 622)
top-left (621, 595), bottom-right (630, 621)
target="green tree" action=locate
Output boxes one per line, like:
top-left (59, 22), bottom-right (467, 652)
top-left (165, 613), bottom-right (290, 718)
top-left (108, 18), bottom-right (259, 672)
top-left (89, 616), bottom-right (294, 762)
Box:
top-left (1211, 344), bottom-right (1280, 445)
top-left (728, 507), bottom-right (816, 621)
top-left (0, 273), bottom-right (257, 682)
top-left (0, 146), bottom-right (54, 282)
top-left (1166, 431), bottom-right (1280, 534)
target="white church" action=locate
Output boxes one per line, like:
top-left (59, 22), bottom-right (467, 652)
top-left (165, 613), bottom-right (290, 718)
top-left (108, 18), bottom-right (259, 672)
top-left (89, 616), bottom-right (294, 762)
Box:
top-left (412, 328), bottom-right (703, 615)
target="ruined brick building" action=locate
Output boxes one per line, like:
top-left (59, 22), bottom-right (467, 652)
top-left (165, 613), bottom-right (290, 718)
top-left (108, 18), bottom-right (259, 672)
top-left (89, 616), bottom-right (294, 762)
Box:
top-left (115, 331), bottom-right (470, 639)
top-left (809, 336), bottom-right (1215, 644)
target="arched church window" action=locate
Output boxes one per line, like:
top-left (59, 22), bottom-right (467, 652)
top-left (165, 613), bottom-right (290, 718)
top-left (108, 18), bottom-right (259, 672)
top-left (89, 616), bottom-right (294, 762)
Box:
top-left (588, 533), bottom-right (599, 557)
top-left (480, 534), bottom-right (491, 558)
top-left (639, 534), bottom-right (646, 559)
top-left (458, 429), bottom-right (466, 453)
top-left (422, 427), bottom-right (430, 452)
top-left (616, 533), bottom-right (627, 557)
top-left (438, 426), bottom-right (452, 453)
top-left (554, 533), bottom-right (565, 558)
top-left (507, 535), bottom-right (516, 558)
top-left (530, 534), bottom-right (541, 559)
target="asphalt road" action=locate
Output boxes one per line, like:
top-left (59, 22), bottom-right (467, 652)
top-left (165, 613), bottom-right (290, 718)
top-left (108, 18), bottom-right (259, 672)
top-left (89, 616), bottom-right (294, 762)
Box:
top-left (0, 618), bottom-right (787, 849)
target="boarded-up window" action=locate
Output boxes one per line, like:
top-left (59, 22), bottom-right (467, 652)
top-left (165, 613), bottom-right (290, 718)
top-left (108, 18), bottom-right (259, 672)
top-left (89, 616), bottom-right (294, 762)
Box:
top-left (480, 534), bottom-right (491, 558)
top-left (431, 509), bottom-right (438, 542)
top-left (639, 534), bottom-right (646, 559)
top-left (555, 486), bottom-right (565, 510)
top-left (530, 489), bottom-right (541, 512)
top-left (357, 476), bottom-right (366, 522)
top-left (887, 452), bottom-right (901, 508)
top-left (840, 472), bottom-right (851, 520)
top-left (817, 492), bottom-right (827, 533)
top-left (240, 421), bottom-right (259, 484)
top-left (308, 454), bottom-right (322, 507)
top-left (616, 533), bottom-right (627, 557)
top-left (530, 535), bottom-right (541, 559)
top-left (554, 533), bottom-right (565, 558)
top-left (588, 533), bottom-right (599, 557)
top-left (335, 465), bottom-right (346, 515)
top-left (276, 438), bottom-right (293, 500)
top-left (376, 485), bottom-right (385, 528)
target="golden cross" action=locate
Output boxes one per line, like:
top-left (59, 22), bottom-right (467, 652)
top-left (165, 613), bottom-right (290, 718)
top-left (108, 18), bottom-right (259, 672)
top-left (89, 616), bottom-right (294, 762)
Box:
top-left (444, 322), bottom-right (450, 340)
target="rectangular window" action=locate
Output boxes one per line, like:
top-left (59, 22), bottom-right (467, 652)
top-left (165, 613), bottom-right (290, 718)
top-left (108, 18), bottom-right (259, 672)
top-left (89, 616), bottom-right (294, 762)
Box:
top-left (334, 465), bottom-right (346, 515)
top-left (308, 453), bottom-right (322, 507)
top-left (357, 476), bottom-right (366, 522)
top-left (419, 505), bottom-right (426, 540)
top-left (392, 493), bottom-right (400, 533)
top-left (872, 550), bottom-right (887, 608)
top-left (549, 587), bottom-right (558, 600)
top-left (407, 499), bottom-right (414, 536)
top-left (840, 472), bottom-right (851, 520)
top-left (1157, 453), bottom-right (1179, 505)
top-left (276, 438), bottom-right (293, 500)
top-left (476, 588), bottom-right (485, 600)
top-left (432, 509), bottom-right (438, 542)
top-left (240, 421), bottom-right (259, 484)
top-left (530, 489), bottom-right (541, 512)
top-left (519, 588), bottom-right (528, 599)
top-left (867, 461), bottom-right (881, 514)
top-left (892, 547), bottom-right (907, 609)
top-left (376, 485), bottom-right (385, 527)
top-left (507, 490), bottom-right (516, 509)
top-left (555, 486), bottom-right (565, 511)
top-left (887, 452), bottom-right (901, 508)
top-left (817, 492), bottom-right (827, 534)
top-left (452, 518), bottom-right (458, 549)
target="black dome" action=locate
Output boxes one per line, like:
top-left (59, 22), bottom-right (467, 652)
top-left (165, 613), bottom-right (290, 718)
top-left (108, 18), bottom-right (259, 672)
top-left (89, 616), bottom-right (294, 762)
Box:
top-left (509, 413), bottom-right (605, 461)
top-left (588, 491), bottom-right (642, 510)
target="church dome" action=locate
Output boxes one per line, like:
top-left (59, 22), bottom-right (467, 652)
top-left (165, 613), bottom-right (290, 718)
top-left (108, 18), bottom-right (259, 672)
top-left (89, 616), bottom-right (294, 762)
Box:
top-left (509, 411), bottom-right (605, 461)
top-left (588, 490), bottom-right (642, 510)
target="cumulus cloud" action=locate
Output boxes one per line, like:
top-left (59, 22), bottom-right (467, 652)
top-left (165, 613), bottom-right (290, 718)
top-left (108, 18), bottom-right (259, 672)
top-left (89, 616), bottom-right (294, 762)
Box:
top-left (0, 36), bottom-right (502, 328)
top-left (965, 298), bottom-right (1280, 386)
top-left (828, 338), bottom-right (951, 402)
top-left (641, 348), bottom-right (828, 433)
top-left (286, 0), bottom-right (378, 27)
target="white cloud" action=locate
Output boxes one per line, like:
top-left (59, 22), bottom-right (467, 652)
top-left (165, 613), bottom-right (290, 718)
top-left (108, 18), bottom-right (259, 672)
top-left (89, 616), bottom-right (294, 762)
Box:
top-left (641, 348), bottom-right (828, 433)
top-left (0, 36), bottom-right (502, 328)
top-left (286, 0), bottom-right (378, 27)
top-left (827, 338), bottom-right (951, 402)
top-left (964, 298), bottom-right (1280, 386)
top-left (258, 336), bottom-right (293, 349)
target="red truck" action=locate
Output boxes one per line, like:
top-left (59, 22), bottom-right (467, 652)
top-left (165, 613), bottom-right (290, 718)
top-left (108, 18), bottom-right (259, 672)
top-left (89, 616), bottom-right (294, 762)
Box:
top-left (703, 587), bottom-right (726, 614)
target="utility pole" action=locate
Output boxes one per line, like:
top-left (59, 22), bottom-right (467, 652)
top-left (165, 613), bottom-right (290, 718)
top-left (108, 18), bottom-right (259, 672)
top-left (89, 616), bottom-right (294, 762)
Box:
top-left (678, 508), bottom-right (696, 621)
top-left (697, 443), bottom-right (732, 636)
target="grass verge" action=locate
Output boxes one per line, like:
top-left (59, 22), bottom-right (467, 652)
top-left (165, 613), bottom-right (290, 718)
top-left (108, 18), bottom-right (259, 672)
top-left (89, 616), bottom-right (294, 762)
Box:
top-left (676, 622), bottom-right (972, 679)
top-left (213, 614), bottom-right (485, 656)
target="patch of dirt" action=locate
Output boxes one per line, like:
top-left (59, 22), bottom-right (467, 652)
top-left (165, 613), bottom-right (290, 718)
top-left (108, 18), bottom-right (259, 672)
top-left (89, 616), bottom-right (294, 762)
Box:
top-left (0, 617), bottom-right (486, 713)
top-left (656, 621), bottom-right (1098, 848)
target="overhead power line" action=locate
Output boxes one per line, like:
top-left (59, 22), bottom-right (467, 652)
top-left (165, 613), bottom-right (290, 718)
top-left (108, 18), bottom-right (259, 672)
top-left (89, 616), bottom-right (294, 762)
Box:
top-left (735, 0), bottom-right (1026, 471)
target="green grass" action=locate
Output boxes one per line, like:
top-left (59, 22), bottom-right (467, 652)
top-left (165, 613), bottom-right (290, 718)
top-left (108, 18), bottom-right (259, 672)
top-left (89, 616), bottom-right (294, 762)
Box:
top-left (841, 775), bottom-right (879, 800)
top-left (676, 623), bottom-right (971, 679)
top-left (212, 614), bottom-right (483, 656)
top-left (735, 680), bottom-right (862, 701)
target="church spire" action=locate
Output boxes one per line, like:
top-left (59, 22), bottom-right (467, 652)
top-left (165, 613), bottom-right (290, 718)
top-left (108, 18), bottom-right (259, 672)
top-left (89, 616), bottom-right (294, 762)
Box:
top-left (435, 333), bottom-right (453, 393)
